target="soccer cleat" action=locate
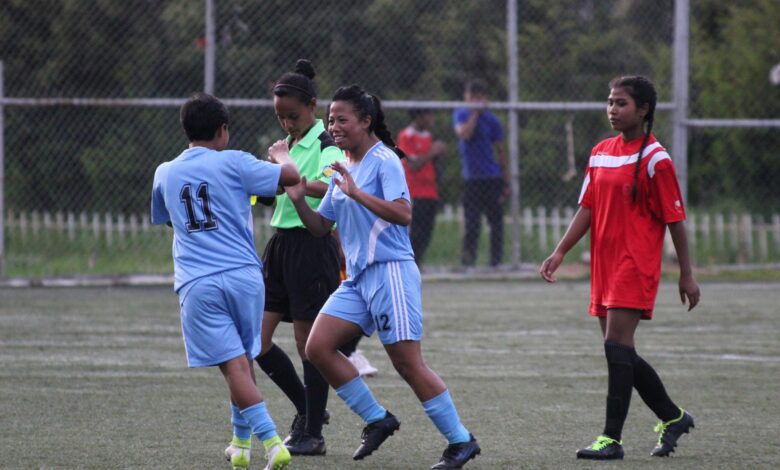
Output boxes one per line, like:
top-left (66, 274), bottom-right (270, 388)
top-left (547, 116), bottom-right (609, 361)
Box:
top-left (282, 409), bottom-right (331, 446)
top-left (263, 438), bottom-right (292, 470)
top-left (651, 409), bottom-right (694, 457)
top-left (349, 350), bottom-right (379, 377)
top-left (576, 435), bottom-right (624, 460)
top-left (430, 434), bottom-right (481, 469)
top-left (352, 411), bottom-right (401, 460)
top-left (285, 432), bottom-right (326, 455)
top-left (282, 413), bottom-right (305, 446)
top-left (224, 437), bottom-right (251, 470)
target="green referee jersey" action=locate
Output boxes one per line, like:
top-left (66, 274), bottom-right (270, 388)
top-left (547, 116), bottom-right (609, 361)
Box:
top-left (271, 119), bottom-right (345, 228)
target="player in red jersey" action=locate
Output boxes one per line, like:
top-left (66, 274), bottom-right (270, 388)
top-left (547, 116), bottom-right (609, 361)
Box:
top-left (540, 76), bottom-right (701, 460)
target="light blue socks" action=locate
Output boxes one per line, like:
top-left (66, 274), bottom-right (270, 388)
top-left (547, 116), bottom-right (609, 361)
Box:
top-left (231, 402), bottom-right (251, 440)
top-left (240, 402), bottom-right (277, 441)
top-left (422, 389), bottom-right (470, 444)
top-left (335, 376), bottom-right (387, 424)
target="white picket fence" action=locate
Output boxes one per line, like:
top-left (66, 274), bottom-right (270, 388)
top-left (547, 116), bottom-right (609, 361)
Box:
top-left (5, 206), bottom-right (780, 263)
top-left (4, 209), bottom-right (276, 246)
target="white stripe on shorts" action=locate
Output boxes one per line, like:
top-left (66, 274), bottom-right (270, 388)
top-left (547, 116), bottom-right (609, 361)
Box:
top-left (387, 262), bottom-right (402, 342)
top-left (390, 262), bottom-right (411, 341)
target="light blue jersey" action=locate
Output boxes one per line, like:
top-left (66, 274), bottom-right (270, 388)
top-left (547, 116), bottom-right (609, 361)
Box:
top-left (318, 142), bottom-right (415, 280)
top-left (151, 147), bottom-right (281, 291)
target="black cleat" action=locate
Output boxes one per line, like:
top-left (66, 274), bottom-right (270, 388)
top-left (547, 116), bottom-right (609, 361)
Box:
top-left (576, 435), bottom-right (624, 460)
top-left (352, 411), bottom-right (401, 460)
top-left (286, 432), bottom-right (326, 456)
top-left (282, 409), bottom-right (331, 446)
top-left (651, 410), bottom-right (694, 457)
top-left (282, 413), bottom-right (305, 446)
top-left (431, 434), bottom-right (481, 469)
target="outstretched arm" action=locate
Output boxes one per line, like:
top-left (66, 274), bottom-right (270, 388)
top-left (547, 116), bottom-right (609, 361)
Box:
top-left (285, 176), bottom-right (335, 237)
top-left (540, 207), bottom-right (591, 282)
top-left (668, 221), bottom-right (701, 311)
top-left (267, 140), bottom-right (300, 186)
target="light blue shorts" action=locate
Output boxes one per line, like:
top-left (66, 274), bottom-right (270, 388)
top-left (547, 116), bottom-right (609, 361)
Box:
top-left (178, 265), bottom-right (263, 367)
top-left (320, 260), bottom-right (423, 344)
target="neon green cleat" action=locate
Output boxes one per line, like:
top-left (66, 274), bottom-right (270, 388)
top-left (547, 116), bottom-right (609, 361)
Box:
top-left (224, 436), bottom-right (251, 469)
top-left (576, 435), bottom-right (624, 460)
top-left (651, 409), bottom-right (694, 457)
top-left (263, 435), bottom-right (292, 470)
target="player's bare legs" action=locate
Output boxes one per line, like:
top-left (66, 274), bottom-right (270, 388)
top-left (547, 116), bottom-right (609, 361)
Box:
top-left (384, 341), bottom-right (445, 401)
top-left (259, 311), bottom-right (284, 355)
top-left (599, 308), bottom-right (641, 346)
top-left (220, 354), bottom-right (263, 409)
top-left (305, 314), bottom-right (363, 387)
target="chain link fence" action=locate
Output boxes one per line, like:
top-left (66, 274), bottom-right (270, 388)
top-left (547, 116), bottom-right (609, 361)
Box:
top-left (1, 0), bottom-right (779, 278)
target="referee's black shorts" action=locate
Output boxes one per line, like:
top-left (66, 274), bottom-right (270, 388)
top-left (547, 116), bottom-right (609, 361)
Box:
top-left (262, 228), bottom-right (340, 322)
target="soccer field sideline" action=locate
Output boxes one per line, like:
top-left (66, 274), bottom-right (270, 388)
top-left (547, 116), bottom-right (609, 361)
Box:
top-left (1, 281), bottom-right (779, 469)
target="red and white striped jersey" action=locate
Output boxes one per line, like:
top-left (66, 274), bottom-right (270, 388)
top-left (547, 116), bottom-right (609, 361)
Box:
top-left (579, 134), bottom-right (685, 317)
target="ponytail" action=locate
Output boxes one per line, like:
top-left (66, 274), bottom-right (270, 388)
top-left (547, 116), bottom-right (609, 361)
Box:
top-left (609, 75), bottom-right (657, 202)
top-left (369, 95), bottom-right (406, 159)
top-left (331, 85), bottom-right (405, 159)
top-left (632, 117), bottom-right (653, 201)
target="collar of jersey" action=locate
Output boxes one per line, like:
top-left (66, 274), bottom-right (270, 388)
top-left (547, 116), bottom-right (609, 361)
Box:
top-left (180, 146), bottom-right (211, 158)
top-left (287, 119), bottom-right (326, 150)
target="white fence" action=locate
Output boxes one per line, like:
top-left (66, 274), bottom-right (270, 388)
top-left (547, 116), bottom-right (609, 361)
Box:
top-left (6, 206), bottom-right (780, 265)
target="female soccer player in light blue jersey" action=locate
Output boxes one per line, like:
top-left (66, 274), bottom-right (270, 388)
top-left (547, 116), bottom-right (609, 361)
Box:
top-left (284, 85), bottom-right (480, 470)
top-left (151, 93), bottom-right (298, 470)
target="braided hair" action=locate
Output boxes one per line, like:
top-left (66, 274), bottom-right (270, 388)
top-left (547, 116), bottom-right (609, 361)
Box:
top-left (331, 85), bottom-right (405, 159)
top-left (273, 59), bottom-right (317, 103)
top-left (609, 76), bottom-right (657, 202)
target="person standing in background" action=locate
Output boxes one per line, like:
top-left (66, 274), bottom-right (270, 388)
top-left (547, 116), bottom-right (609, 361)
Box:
top-left (453, 79), bottom-right (509, 268)
top-left (397, 109), bottom-right (447, 268)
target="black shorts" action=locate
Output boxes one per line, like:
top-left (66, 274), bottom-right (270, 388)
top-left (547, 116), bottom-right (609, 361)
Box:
top-left (262, 228), bottom-right (340, 322)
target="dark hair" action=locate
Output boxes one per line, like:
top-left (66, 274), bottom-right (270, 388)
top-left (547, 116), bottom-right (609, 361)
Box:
top-left (465, 79), bottom-right (488, 96)
top-left (408, 108), bottom-right (433, 119)
top-left (180, 92), bottom-right (229, 141)
top-left (609, 75), bottom-right (657, 201)
top-left (331, 84), bottom-right (405, 159)
top-left (273, 59), bottom-right (317, 103)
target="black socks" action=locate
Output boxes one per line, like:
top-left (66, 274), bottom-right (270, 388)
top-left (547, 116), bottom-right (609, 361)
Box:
top-left (633, 354), bottom-right (680, 422)
top-left (602, 341), bottom-right (682, 440)
top-left (256, 344), bottom-right (306, 415)
top-left (603, 341), bottom-right (636, 441)
top-left (303, 360), bottom-right (330, 437)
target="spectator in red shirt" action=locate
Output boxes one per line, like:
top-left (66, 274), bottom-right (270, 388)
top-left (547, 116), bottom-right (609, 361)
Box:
top-left (397, 109), bottom-right (446, 267)
top-left (540, 76), bottom-right (701, 461)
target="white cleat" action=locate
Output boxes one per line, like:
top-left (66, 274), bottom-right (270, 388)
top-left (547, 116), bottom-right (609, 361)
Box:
top-left (224, 437), bottom-right (251, 469)
top-left (264, 442), bottom-right (292, 470)
top-left (349, 349), bottom-right (378, 377)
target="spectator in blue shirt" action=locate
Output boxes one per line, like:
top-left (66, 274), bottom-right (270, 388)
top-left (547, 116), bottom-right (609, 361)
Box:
top-left (453, 79), bottom-right (509, 267)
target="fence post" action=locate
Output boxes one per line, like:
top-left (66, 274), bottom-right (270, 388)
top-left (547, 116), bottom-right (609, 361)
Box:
top-left (740, 213), bottom-right (753, 262)
top-left (757, 215), bottom-right (768, 262)
top-left (537, 206), bottom-right (547, 253)
top-left (672, 0), bottom-right (690, 203)
top-left (0, 61), bottom-right (5, 277)
top-left (67, 212), bottom-right (76, 241)
top-left (204, 0), bottom-right (216, 94)
top-left (507, 0), bottom-right (521, 268)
